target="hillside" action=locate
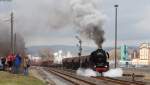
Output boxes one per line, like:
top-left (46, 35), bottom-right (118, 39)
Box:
top-left (26, 45), bottom-right (115, 56)
top-left (26, 45), bottom-right (138, 60)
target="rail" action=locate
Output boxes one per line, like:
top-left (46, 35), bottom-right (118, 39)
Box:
top-left (45, 68), bottom-right (97, 85)
top-left (93, 77), bottom-right (145, 85)
top-left (44, 67), bottom-right (145, 85)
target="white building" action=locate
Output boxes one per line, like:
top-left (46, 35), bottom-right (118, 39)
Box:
top-left (53, 50), bottom-right (73, 64)
top-left (53, 51), bottom-right (61, 64)
top-left (132, 58), bottom-right (139, 65)
top-left (27, 54), bottom-right (42, 62)
top-left (139, 43), bottom-right (150, 65)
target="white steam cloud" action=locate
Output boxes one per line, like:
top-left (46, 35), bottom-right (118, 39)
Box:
top-left (76, 68), bottom-right (123, 77)
top-left (103, 68), bottom-right (123, 77)
top-left (76, 68), bottom-right (97, 77)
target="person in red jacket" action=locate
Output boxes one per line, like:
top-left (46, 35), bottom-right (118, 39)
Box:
top-left (6, 53), bottom-right (15, 72)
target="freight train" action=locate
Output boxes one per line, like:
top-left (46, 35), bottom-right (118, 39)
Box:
top-left (39, 48), bottom-right (109, 75)
top-left (62, 48), bottom-right (109, 74)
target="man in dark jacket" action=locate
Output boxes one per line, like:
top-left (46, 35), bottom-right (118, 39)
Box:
top-left (1, 57), bottom-right (6, 71)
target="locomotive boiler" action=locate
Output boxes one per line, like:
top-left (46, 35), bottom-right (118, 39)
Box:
top-left (62, 48), bottom-right (109, 74)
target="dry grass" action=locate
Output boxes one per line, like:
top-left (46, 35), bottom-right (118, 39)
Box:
top-left (0, 71), bottom-right (46, 85)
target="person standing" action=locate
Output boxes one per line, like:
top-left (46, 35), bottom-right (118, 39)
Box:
top-left (1, 56), bottom-right (6, 71)
top-left (23, 56), bottom-right (30, 76)
top-left (14, 54), bottom-right (22, 74)
top-left (6, 53), bottom-right (14, 72)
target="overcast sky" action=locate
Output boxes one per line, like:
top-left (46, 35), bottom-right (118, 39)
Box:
top-left (0, 0), bottom-right (150, 48)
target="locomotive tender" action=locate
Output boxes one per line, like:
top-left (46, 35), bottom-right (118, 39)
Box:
top-left (62, 48), bottom-right (109, 74)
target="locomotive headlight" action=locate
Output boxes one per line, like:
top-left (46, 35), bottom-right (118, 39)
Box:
top-left (105, 65), bottom-right (108, 67)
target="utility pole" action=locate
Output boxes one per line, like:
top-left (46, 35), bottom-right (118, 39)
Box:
top-left (114, 4), bottom-right (118, 68)
top-left (11, 12), bottom-right (14, 54)
top-left (75, 36), bottom-right (82, 67)
top-left (14, 33), bottom-right (16, 54)
top-left (79, 39), bottom-right (82, 57)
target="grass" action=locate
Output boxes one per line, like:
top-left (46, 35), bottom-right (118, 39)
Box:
top-left (0, 71), bottom-right (46, 85)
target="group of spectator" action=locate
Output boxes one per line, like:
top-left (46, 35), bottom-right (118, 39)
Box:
top-left (0, 53), bottom-right (30, 76)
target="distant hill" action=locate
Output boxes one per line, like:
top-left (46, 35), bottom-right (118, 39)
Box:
top-left (26, 45), bottom-right (114, 56)
top-left (26, 45), bottom-right (138, 58)
top-left (26, 45), bottom-right (95, 56)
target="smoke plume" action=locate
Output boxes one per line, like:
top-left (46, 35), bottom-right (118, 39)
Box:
top-left (13, 0), bottom-right (72, 37)
top-left (11, 0), bottom-right (75, 46)
top-left (0, 21), bottom-right (25, 56)
top-left (0, 23), bottom-right (10, 56)
top-left (1, 0), bottom-right (106, 47)
top-left (70, 0), bottom-right (106, 48)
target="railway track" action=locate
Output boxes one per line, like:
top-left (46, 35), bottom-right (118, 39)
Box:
top-left (55, 68), bottom-right (145, 85)
top-left (44, 68), bottom-right (97, 85)
top-left (93, 77), bottom-right (145, 85)
top-left (44, 67), bottom-right (146, 85)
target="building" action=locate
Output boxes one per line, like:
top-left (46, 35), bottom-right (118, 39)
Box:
top-left (53, 50), bottom-right (63, 64)
top-left (120, 45), bottom-right (128, 61)
top-left (53, 50), bottom-right (73, 64)
top-left (132, 58), bottom-right (139, 65)
top-left (132, 50), bottom-right (138, 59)
top-left (131, 50), bottom-right (140, 65)
top-left (27, 54), bottom-right (42, 62)
top-left (139, 43), bottom-right (150, 65)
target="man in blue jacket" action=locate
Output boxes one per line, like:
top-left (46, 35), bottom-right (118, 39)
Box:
top-left (14, 54), bottom-right (22, 74)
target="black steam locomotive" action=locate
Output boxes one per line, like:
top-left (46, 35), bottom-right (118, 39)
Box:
top-left (62, 48), bottom-right (109, 74)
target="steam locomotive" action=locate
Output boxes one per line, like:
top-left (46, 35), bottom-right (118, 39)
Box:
top-left (62, 48), bottom-right (109, 74)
